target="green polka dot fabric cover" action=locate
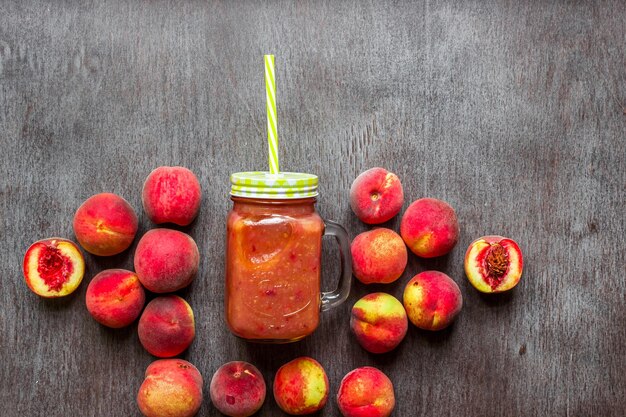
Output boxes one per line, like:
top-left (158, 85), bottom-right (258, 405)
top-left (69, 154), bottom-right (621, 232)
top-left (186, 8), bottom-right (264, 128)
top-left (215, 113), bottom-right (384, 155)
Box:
top-left (230, 172), bottom-right (318, 199)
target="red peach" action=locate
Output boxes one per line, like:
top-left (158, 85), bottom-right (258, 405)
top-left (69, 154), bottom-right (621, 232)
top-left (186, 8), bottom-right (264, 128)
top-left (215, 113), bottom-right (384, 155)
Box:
top-left (137, 359), bottom-right (203, 417)
top-left (138, 295), bottom-right (195, 358)
top-left (73, 193), bottom-right (138, 256)
top-left (85, 269), bottom-right (146, 328)
top-left (142, 166), bottom-right (202, 226)
top-left (22, 238), bottom-right (85, 298)
top-left (403, 271), bottom-right (462, 331)
top-left (351, 228), bottom-right (407, 284)
top-left (337, 367), bottom-right (395, 417)
top-left (350, 168), bottom-right (404, 224)
top-left (273, 357), bottom-right (329, 415)
top-left (210, 361), bottom-right (266, 417)
top-left (400, 198), bottom-right (459, 258)
top-left (134, 228), bottom-right (200, 293)
top-left (465, 235), bottom-right (523, 293)
top-left (350, 293), bottom-right (408, 354)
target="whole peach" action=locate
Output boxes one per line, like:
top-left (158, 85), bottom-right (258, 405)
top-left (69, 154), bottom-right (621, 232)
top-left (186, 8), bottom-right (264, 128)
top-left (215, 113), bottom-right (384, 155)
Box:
top-left (351, 228), bottom-right (407, 284)
top-left (134, 228), bottom-right (200, 293)
top-left (465, 235), bottom-right (523, 293)
top-left (337, 367), bottom-right (395, 417)
top-left (350, 293), bottom-right (408, 354)
top-left (137, 359), bottom-right (203, 417)
top-left (210, 361), bottom-right (266, 417)
top-left (403, 271), bottom-right (462, 331)
top-left (138, 295), bottom-right (195, 358)
top-left (73, 193), bottom-right (138, 256)
top-left (85, 269), bottom-right (145, 328)
top-left (400, 197), bottom-right (459, 258)
top-left (142, 166), bottom-right (202, 226)
top-left (273, 357), bottom-right (329, 415)
top-left (350, 167), bottom-right (404, 224)
top-left (22, 238), bottom-right (85, 298)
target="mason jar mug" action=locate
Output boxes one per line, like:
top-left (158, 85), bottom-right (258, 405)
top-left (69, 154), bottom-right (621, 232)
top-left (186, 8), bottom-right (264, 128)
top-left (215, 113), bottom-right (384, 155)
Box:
top-left (225, 172), bottom-right (352, 343)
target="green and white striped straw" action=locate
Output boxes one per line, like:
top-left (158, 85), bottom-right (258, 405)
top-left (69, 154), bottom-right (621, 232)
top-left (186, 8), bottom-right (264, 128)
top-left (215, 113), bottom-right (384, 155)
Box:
top-left (264, 54), bottom-right (280, 174)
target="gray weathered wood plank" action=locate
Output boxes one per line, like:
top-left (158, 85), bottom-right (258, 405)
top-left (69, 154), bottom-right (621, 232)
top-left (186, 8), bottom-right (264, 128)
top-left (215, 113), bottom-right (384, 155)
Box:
top-left (1, 1), bottom-right (624, 416)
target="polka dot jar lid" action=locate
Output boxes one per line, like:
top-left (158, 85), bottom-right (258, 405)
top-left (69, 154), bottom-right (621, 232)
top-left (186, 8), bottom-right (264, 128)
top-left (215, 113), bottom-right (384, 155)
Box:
top-left (230, 171), bottom-right (318, 199)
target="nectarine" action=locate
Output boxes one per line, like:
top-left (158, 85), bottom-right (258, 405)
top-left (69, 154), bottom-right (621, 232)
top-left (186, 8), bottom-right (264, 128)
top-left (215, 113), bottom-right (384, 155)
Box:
top-left (350, 168), bottom-right (403, 224)
top-left (400, 197), bottom-right (459, 258)
top-left (350, 293), bottom-right (408, 354)
top-left (85, 269), bottom-right (145, 328)
top-left (403, 271), bottom-right (462, 331)
top-left (137, 359), bottom-right (203, 417)
top-left (73, 193), bottom-right (138, 256)
top-left (134, 228), bottom-right (199, 293)
top-left (138, 295), bottom-right (195, 358)
top-left (210, 361), bottom-right (266, 417)
top-left (351, 228), bottom-right (407, 284)
top-left (273, 357), bottom-right (329, 415)
top-left (337, 367), bottom-right (395, 417)
top-left (142, 166), bottom-right (202, 226)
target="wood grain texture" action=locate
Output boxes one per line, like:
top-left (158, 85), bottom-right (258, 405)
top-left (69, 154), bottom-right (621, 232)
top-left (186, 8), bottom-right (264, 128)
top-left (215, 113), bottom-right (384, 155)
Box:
top-left (1, 0), bottom-right (625, 416)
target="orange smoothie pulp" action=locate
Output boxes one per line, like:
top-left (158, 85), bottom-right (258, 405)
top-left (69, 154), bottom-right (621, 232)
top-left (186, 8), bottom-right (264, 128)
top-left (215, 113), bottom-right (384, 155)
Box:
top-left (225, 197), bottom-right (324, 342)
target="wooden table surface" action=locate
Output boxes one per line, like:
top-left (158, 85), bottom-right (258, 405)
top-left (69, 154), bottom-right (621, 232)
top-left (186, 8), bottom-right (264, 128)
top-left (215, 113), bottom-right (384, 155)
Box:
top-left (1, 1), bottom-right (625, 416)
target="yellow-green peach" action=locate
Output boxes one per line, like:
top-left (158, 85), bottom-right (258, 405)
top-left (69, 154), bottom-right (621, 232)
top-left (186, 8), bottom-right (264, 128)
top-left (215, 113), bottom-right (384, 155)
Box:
top-left (273, 357), bottom-right (329, 415)
top-left (350, 293), bottom-right (408, 354)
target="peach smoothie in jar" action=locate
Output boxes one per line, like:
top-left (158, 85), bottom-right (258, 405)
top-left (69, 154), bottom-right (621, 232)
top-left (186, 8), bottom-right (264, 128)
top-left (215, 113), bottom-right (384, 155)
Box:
top-left (225, 172), bottom-right (351, 343)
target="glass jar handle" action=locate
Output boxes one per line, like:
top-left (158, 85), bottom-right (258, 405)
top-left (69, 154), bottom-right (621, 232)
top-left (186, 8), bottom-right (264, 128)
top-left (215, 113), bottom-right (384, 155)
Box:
top-left (320, 220), bottom-right (352, 311)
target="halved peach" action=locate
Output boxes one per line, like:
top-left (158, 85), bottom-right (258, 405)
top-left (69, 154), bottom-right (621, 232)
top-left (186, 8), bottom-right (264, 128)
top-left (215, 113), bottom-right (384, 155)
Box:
top-left (465, 235), bottom-right (523, 293)
top-left (23, 238), bottom-right (85, 297)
